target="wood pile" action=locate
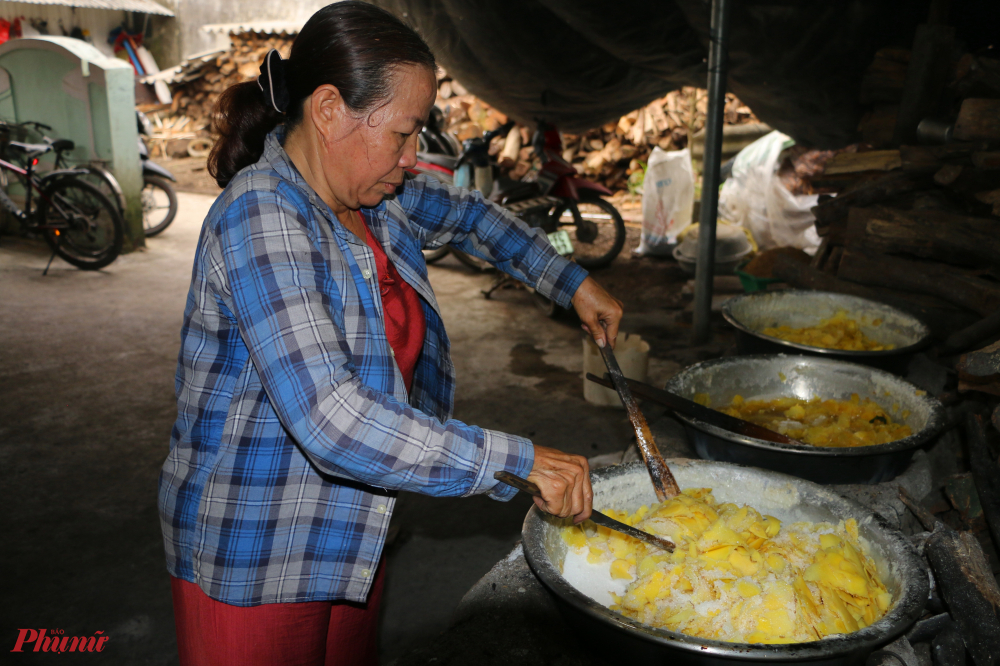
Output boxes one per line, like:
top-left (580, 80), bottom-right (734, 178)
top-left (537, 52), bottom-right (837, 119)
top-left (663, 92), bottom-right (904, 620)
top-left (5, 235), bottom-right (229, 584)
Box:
top-left (779, 29), bottom-right (1000, 346)
top-left (138, 32), bottom-right (294, 158)
top-left (145, 40), bottom-right (760, 184)
top-left (434, 68), bottom-right (759, 191)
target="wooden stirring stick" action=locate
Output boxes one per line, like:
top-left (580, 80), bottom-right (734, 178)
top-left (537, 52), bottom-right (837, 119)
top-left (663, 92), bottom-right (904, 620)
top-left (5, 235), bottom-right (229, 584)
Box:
top-left (595, 327), bottom-right (680, 500)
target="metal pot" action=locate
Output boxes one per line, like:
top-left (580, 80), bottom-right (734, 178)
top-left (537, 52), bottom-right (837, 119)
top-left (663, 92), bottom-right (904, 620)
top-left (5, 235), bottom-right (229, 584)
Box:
top-left (522, 460), bottom-right (929, 666)
top-left (721, 291), bottom-right (932, 373)
top-left (663, 355), bottom-right (947, 485)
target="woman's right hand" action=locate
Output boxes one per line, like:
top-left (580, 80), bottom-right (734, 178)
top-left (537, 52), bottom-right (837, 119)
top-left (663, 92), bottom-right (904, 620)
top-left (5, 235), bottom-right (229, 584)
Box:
top-left (527, 446), bottom-right (593, 524)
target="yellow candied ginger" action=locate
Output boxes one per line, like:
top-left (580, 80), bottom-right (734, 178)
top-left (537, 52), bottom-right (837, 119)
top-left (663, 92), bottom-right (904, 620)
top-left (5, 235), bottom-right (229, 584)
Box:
top-left (560, 489), bottom-right (891, 644)
top-left (762, 310), bottom-right (893, 351)
top-left (716, 393), bottom-right (911, 448)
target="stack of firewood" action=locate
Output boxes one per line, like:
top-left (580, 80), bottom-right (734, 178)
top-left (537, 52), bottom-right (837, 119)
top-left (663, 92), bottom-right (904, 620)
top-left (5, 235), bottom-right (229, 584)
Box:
top-left (770, 31), bottom-right (1000, 350)
top-left (169, 32), bottom-right (293, 128)
top-left (435, 69), bottom-right (759, 191)
top-left (137, 32), bottom-right (294, 157)
top-left (150, 42), bottom-right (760, 184)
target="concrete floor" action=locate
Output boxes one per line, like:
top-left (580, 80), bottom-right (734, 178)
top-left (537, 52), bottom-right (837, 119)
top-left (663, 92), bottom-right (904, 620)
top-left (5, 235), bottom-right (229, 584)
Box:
top-left (1, 191), bottom-right (710, 664)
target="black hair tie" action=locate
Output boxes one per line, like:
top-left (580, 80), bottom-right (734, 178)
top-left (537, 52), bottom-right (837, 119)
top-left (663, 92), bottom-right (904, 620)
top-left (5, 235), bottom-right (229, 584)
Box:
top-left (257, 49), bottom-right (290, 114)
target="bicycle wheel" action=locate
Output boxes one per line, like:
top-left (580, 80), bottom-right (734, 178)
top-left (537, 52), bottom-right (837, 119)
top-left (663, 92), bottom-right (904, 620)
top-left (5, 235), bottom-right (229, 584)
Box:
top-left (452, 249), bottom-right (491, 272)
top-left (75, 165), bottom-right (127, 216)
top-left (40, 177), bottom-right (123, 270)
top-left (551, 194), bottom-right (626, 270)
top-left (0, 163), bottom-right (11, 234)
top-left (423, 247), bottom-right (449, 264)
top-left (142, 175), bottom-right (178, 237)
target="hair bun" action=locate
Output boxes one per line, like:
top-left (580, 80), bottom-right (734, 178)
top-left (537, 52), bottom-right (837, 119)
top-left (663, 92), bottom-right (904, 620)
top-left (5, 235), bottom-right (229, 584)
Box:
top-left (257, 49), bottom-right (290, 114)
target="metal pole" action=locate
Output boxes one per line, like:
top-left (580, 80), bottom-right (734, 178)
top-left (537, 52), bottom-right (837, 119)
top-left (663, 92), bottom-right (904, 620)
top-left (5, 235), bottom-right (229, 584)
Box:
top-left (691, 0), bottom-right (732, 344)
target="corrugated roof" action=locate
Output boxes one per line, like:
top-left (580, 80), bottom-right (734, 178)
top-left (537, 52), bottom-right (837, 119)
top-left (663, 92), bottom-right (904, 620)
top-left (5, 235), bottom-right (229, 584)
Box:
top-left (0, 0), bottom-right (174, 16)
top-left (201, 21), bottom-right (302, 36)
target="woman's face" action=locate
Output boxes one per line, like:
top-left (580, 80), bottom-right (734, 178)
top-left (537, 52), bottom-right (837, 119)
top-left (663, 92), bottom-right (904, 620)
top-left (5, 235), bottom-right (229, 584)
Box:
top-left (315, 64), bottom-right (437, 210)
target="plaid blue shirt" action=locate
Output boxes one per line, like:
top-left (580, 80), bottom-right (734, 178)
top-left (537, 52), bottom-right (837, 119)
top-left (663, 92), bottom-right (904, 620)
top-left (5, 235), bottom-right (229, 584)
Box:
top-left (158, 127), bottom-right (588, 606)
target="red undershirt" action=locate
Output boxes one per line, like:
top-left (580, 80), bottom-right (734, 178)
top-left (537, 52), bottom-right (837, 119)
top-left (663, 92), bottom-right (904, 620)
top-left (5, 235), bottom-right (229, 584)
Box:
top-left (361, 221), bottom-right (426, 391)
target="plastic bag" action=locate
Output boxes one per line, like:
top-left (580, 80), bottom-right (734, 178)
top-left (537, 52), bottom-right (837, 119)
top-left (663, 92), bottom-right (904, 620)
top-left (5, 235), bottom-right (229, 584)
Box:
top-left (718, 130), bottom-right (820, 254)
top-left (636, 147), bottom-right (694, 256)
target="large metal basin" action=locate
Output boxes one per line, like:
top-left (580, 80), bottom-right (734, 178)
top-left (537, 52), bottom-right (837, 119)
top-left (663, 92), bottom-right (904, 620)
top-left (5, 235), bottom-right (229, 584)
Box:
top-left (663, 355), bottom-right (947, 484)
top-left (722, 291), bottom-right (931, 373)
top-left (523, 460), bottom-right (929, 666)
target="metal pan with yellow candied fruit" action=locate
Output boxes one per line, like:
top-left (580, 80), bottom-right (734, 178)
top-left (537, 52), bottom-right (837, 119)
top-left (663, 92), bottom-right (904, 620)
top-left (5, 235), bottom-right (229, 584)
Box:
top-left (559, 487), bottom-right (893, 644)
top-left (695, 393), bottom-right (913, 448)
top-left (762, 310), bottom-right (892, 352)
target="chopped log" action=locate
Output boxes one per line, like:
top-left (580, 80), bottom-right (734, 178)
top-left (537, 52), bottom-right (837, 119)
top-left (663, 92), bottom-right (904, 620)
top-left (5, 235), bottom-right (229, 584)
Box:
top-left (934, 165), bottom-right (1000, 196)
top-left (498, 127), bottom-right (521, 169)
top-left (901, 142), bottom-right (985, 172)
top-left (811, 171), bottom-right (923, 228)
top-left (964, 412), bottom-right (1000, 553)
top-left (837, 249), bottom-right (1000, 316)
top-left (629, 108), bottom-right (645, 146)
top-left (943, 310), bottom-right (1000, 353)
top-left (962, 340), bottom-right (1000, 376)
top-left (892, 24), bottom-right (955, 146)
top-left (972, 152), bottom-right (1000, 169)
top-left (934, 164), bottom-right (965, 185)
top-left (823, 150), bottom-right (902, 175)
top-left (845, 206), bottom-right (1000, 270)
top-left (953, 56), bottom-right (1000, 101)
top-left (924, 528), bottom-right (1000, 666)
top-left (954, 99), bottom-right (1000, 141)
top-left (975, 188), bottom-right (1000, 217)
top-left (958, 340), bottom-right (1000, 395)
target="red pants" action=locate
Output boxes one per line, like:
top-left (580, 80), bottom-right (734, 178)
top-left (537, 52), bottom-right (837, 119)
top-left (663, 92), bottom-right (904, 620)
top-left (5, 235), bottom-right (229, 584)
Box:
top-left (170, 560), bottom-right (385, 666)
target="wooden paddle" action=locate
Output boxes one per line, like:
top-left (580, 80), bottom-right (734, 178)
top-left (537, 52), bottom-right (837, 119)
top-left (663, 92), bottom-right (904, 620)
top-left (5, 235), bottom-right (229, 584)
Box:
top-left (595, 332), bottom-right (680, 500)
top-left (585, 373), bottom-right (810, 447)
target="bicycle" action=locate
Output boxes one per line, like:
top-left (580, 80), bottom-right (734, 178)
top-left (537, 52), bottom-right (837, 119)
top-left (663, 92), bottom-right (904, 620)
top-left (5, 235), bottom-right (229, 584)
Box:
top-left (0, 135), bottom-right (124, 271)
top-left (10, 121), bottom-right (126, 209)
top-left (11, 119), bottom-right (178, 238)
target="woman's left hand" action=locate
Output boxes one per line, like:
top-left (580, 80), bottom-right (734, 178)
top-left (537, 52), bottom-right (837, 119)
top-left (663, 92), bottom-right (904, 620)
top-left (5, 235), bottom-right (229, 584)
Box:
top-left (571, 277), bottom-right (624, 349)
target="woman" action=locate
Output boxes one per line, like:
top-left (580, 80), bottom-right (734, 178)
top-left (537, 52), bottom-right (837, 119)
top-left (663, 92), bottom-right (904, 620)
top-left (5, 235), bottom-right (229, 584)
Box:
top-left (158, 3), bottom-right (623, 664)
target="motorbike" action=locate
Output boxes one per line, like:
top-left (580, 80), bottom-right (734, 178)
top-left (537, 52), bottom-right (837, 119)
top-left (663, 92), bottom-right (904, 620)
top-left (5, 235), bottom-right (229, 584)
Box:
top-left (409, 117), bottom-right (626, 271)
top-left (135, 111), bottom-right (179, 237)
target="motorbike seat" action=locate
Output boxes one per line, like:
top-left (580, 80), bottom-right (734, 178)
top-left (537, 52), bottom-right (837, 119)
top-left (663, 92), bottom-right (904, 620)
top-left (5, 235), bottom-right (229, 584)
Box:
top-left (493, 179), bottom-right (540, 203)
top-left (50, 139), bottom-right (75, 153)
top-left (7, 141), bottom-right (53, 157)
top-left (417, 153), bottom-right (458, 171)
